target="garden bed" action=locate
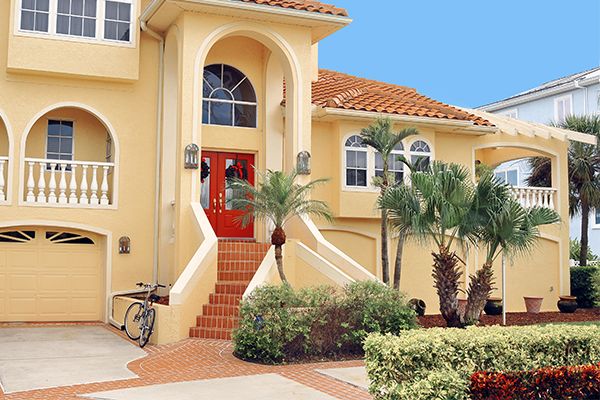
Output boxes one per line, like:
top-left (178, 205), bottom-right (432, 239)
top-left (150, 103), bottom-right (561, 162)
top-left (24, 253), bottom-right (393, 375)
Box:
top-left (418, 308), bottom-right (600, 328)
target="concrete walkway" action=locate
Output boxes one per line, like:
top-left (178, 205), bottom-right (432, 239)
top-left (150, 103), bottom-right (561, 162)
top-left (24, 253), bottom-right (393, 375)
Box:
top-left (0, 326), bottom-right (145, 394)
top-left (316, 367), bottom-right (369, 390)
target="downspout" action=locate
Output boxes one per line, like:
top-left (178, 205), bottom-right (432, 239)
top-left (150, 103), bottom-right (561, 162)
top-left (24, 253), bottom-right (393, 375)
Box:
top-left (574, 79), bottom-right (588, 114)
top-left (108, 14), bottom-right (165, 331)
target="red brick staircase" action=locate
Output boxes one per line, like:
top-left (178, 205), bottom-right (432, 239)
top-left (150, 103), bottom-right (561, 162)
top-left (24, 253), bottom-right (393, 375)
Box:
top-left (189, 240), bottom-right (270, 340)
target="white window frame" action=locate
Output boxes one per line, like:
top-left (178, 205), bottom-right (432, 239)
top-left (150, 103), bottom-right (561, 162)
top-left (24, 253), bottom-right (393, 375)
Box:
top-left (593, 208), bottom-right (600, 229)
top-left (554, 94), bottom-right (573, 124)
top-left (375, 143), bottom-right (405, 185)
top-left (19, 0), bottom-right (51, 33)
top-left (14, 0), bottom-right (136, 48)
top-left (341, 134), bottom-right (434, 192)
top-left (493, 167), bottom-right (519, 186)
top-left (408, 139), bottom-right (432, 173)
top-left (500, 108), bottom-right (518, 119)
top-left (45, 118), bottom-right (75, 164)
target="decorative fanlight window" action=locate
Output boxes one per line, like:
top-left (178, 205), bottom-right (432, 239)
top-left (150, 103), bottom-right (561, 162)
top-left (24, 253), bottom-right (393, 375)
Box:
top-left (344, 135), bottom-right (368, 187)
top-left (409, 140), bottom-right (431, 172)
top-left (202, 64), bottom-right (257, 128)
top-left (45, 231), bottom-right (95, 244)
top-left (0, 230), bottom-right (35, 243)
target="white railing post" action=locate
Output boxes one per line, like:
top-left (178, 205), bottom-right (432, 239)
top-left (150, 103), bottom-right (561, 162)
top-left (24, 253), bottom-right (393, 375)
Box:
top-left (36, 161), bottom-right (46, 203)
top-left (80, 164), bottom-right (89, 204)
top-left (100, 165), bottom-right (109, 205)
top-left (510, 186), bottom-right (558, 211)
top-left (47, 163), bottom-right (57, 204)
top-left (69, 164), bottom-right (78, 204)
top-left (549, 190), bottom-right (555, 210)
top-left (27, 161), bottom-right (35, 202)
top-left (90, 165), bottom-right (99, 205)
top-left (58, 162), bottom-right (67, 204)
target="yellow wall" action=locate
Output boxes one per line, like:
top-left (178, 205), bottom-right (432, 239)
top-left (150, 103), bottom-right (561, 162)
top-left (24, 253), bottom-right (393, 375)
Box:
top-left (0, 119), bottom-right (8, 155)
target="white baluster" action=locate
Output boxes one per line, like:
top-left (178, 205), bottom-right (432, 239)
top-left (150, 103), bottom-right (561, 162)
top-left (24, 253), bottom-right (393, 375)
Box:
top-left (69, 164), bottom-right (78, 204)
top-left (524, 188), bottom-right (531, 208)
top-left (541, 190), bottom-right (549, 208)
top-left (58, 162), bottom-right (67, 204)
top-left (0, 160), bottom-right (5, 202)
top-left (37, 161), bottom-right (46, 203)
top-left (47, 163), bottom-right (57, 204)
top-left (549, 190), bottom-right (555, 210)
top-left (80, 165), bottom-right (89, 204)
top-left (90, 165), bottom-right (99, 205)
top-left (26, 161), bottom-right (35, 202)
top-left (537, 189), bottom-right (543, 208)
top-left (100, 166), bottom-right (109, 205)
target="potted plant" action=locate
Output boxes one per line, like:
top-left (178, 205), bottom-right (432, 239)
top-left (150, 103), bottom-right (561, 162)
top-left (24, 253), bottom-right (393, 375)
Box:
top-left (557, 295), bottom-right (578, 313)
top-left (484, 297), bottom-right (503, 316)
top-left (408, 298), bottom-right (426, 316)
top-left (523, 296), bottom-right (544, 314)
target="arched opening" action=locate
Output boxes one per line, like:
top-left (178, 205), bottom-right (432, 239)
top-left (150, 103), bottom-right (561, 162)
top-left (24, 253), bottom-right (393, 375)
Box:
top-left (21, 105), bottom-right (118, 207)
top-left (0, 114), bottom-right (10, 202)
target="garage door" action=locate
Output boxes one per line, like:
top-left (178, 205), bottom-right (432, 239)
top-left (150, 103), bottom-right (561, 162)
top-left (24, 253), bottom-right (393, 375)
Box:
top-left (0, 228), bottom-right (103, 322)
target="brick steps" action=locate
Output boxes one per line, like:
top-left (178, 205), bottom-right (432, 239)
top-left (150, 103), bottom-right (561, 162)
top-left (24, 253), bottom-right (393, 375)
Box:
top-left (190, 240), bottom-right (270, 340)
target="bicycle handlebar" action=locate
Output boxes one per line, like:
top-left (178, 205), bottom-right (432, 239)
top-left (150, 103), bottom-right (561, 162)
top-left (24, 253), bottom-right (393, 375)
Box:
top-left (136, 282), bottom-right (166, 289)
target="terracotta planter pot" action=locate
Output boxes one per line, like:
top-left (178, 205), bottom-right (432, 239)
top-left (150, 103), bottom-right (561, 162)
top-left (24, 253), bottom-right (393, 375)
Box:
top-left (524, 296), bottom-right (544, 314)
top-left (458, 298), bottom-right (468, 317)
top-left (484, 297), bottom-right (503, 316)
top-left (408, 298), bottom-right (426, 317)
top-left (557, 296), bottom-right (578, 313)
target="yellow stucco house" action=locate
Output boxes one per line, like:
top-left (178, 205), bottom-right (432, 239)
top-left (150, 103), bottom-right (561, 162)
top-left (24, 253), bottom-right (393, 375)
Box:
top-left (0, 0), bottom-right (595, 344)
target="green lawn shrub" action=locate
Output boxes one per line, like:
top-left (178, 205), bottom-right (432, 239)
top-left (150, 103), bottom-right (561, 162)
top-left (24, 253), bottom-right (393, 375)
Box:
top-left (571, 266), bottom-right (600, 308)
top-left (233, 281), bottom-right (417, 364)
top-left (364, 325), bottom-right (600, 400)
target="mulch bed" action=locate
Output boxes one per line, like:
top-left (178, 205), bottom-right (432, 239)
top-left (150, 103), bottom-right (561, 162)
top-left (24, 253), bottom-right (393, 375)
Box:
top-left (418, 308), bottom-right (600, 328)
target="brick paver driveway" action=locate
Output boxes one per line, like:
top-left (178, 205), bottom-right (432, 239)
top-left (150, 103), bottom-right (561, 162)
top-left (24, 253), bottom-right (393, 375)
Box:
top-left (0, 324), bottom-right (371, 400)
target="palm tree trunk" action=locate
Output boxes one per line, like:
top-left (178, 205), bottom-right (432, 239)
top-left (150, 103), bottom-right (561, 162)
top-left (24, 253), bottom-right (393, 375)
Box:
top-left (432, 247), bottom-right (463, 328)
top-left (581, 202), bottom-right (590, 267)
top-left (464, 263), bottom-right (494, 326)
top-left (393, 233), bottom-right (406, 290)
top-left (274, 244), bottom-right (287, 284)
top-left (381, 210), bottom-right (390, 285)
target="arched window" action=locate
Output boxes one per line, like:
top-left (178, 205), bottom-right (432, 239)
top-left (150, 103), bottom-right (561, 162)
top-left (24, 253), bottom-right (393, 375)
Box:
top-left (345, 135), bottom-right (368, 187)
top-left (375, 142), bottom-right (404, 184)
top-left (202, 64), bottom-right (257, 128)
top-left (410, 140), bottom-right (431, 172)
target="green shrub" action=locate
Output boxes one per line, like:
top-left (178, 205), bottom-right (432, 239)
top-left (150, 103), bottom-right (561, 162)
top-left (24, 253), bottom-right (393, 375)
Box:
top-left (233, 281), bottom-right (417, 364)
top-left (571, 266), bottom-right (600, 308)
top-left (364, 325), bottom-right (600, 400)
top-left (570, 238), bottom-right (599, 261)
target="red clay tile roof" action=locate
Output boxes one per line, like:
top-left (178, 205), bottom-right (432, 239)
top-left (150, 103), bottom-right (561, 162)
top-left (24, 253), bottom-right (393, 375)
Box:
top-left (313, 70), bottom-right (493, 127)
top-left (236, 0), bottom-right (348, 17)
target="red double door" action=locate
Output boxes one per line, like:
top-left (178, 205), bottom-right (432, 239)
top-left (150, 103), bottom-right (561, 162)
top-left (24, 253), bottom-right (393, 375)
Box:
top-left (200, 151), bottom-right (255, 238)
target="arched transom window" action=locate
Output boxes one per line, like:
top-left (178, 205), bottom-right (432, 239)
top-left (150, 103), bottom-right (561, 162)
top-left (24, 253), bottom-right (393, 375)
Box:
top-left (345, 135), bottom-right (368, 187)
top-left (202, 64), bottom-right (257, 128)
top-left (409, 140), bottom-right (431, 172)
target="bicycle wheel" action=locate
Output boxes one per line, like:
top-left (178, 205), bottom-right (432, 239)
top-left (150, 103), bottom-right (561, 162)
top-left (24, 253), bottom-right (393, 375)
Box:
top-left (139, 308), bottom-right (156, 348)
top-left (124, 302), bottom-right (143, 341)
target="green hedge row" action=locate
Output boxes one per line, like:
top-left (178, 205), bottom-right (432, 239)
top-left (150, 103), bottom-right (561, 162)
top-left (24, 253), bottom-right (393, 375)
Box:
top-left (233, 281), bottom-right (417, 364)
top-left (571, 266), bottom-right (600, 308)
top-left (364, 325), bottom-right (600, 400)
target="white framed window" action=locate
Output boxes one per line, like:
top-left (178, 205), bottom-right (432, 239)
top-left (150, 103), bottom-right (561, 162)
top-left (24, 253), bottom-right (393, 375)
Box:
top-left (46, 120), bottom-right (74, 162)
top-left (344, 135), bottom-right (368, 188)
top-left (375, 142), bottom-right (404, 185)
top-left (554, 94), bottom-right (573, 124)
top-left (20, 0), bottom-right (50, 32)
top-left (202, 64), bottom-right (258, 128)
top-left (409, 140), bottom-right (431, 172)
top-left (594, 208), bottom-right (600, 228)
top-left (494, 168), bottom-right (519, 186)
top-left (500, 108), bottom-right (518, 119)
top-left (15, 0), bottom-right (134, 46)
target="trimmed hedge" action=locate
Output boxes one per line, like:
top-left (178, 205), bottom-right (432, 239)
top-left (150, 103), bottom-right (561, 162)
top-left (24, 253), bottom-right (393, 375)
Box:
top-left (571, 266), bottom-right (600, 308)
top-left (233, 281), bottom-right (417, 364)
top-left (364, 325), bottom-right (600, 400)
top-left (470, 364), bottom-right (600, 400)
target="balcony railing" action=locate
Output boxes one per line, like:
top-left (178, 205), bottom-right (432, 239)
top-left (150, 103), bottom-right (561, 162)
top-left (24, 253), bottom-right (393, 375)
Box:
top-left (510, 186), bottom-right (557, 210)
top-left (24, 158), bottom-right (115, 207)
top-left (0, 156), bottom-right (8, 203)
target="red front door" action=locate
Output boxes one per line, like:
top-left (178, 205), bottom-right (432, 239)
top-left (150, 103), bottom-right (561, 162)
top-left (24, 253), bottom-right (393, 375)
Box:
top-left (200, 151), bottom-right (255, 238)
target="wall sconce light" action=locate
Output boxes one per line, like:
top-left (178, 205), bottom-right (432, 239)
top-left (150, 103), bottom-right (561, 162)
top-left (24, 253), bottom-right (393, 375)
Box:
top-left (119, 236), bottom-right (131, 254)
top-left (296, 151), bottom-right (311, 175)
top-left (184, 144), bottom-right (200, 169)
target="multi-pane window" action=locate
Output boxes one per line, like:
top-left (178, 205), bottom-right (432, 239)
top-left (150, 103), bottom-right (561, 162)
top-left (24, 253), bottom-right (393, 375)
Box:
top-left (595, 209), bottom-right (600, 226)
top-left (104, 0), bottom-right (131, 42)
top-left (375, 142), bottom-right (404, 185)
top-left (20, 0), bottom-right (50, 32)
top-left (57, 0), bottom-right (97, 38)
top-left (409, 140), bottom-right (431, 172)
top-left (46, 120), bottom-right (74, 162)
top-left (345, 135), bottom-right (368, 187)
top-left (494, 168), bottom-right (519, 186)
top-left (202, 64), bottom-right (258, 128)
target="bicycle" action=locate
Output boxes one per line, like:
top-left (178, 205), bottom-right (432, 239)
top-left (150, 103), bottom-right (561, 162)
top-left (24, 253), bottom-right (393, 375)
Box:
top-left (123, 282), bottom-right (166, 348)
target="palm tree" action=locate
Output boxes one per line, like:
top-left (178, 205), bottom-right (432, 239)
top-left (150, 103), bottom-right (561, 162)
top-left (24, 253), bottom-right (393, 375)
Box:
top-left (528, 115), bottom-right (600, 266)
top-left (227, 169), bottom-right (332, 284)
top-left (360, 117), bottom-right (417, 285)
top-left (380, 162), bottom-right (477, 327)
top-left (463, 173), bottom-right (560, 325)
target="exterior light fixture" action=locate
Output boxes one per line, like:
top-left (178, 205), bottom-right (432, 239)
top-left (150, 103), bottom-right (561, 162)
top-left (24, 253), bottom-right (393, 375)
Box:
top-left (119, 236), bottom-right (131, 254)
top-left (184, 144), bottom-right (200, 169)
top-left (296, 151), bottom-right (311, 175)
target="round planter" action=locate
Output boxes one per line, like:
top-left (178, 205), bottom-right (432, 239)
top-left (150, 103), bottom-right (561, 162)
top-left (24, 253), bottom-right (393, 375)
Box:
top-left (484, 297), bottom-right (503, 316)
top-left (457, 298), bottom-right (468, 317)
top-left (408, 298), bottom-right (426, 317)
top-left (557, 296), bottom-right (578, 313)
top-left (524, 296), bottom-right (544, 314)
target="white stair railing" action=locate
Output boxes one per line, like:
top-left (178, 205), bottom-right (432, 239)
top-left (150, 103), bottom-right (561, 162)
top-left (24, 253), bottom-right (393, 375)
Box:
top-left (24, 158), bottom-right (115, 207)
top-left (510, 186), bottom-right (557, 210)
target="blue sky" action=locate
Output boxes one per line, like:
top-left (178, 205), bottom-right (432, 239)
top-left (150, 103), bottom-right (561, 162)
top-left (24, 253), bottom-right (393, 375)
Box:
top-left (319, 0), bottom-right (600, 108)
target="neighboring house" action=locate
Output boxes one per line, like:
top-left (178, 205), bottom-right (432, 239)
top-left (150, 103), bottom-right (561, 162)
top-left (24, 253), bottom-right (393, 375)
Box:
top-left (480, 67), bottom-right (600, 256)
top-left (0, 0), bottom-right (594, 344)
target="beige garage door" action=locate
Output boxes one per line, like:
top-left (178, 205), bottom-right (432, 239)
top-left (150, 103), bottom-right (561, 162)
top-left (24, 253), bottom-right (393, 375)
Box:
top-left (0, 228), bottom-right (103, 322)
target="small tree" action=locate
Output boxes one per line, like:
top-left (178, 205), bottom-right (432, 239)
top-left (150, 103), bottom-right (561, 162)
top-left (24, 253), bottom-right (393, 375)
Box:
top-left (360, 117), bottom-right (417, 285)
top-left (228, 169), bottom-right (332, 284)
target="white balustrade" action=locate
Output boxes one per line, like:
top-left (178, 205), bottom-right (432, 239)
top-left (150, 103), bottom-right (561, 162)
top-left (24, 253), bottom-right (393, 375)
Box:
top-left (24, 158), bottom-right (115, 207)
top-left (510, 186), bottom-right (557, 210)
top-left (0, 156), bottom-right (8, 203)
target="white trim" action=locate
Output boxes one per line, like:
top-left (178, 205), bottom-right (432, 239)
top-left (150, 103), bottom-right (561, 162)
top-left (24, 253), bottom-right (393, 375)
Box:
top-left (18, 102), bottom-right (120, 209)
top-left (554, 94), bottom-right (573, 123)
top-left (493, 166), bottom-right (520, 186)
top-left (342, 134), bottom-right (369, 190)
top-left (593, 208), bottom-right (600, 229)
top-left (0, 219), bottom-right (112, 323)
top-left (0, 108), bottom-right (15, 205)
